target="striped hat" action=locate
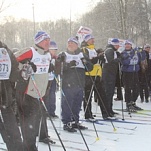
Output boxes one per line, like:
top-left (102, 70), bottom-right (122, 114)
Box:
top-left (34, 31), bottom-right (50, 44)
top-left (84, 34), bottom-right (94, 42)
top-left (67, 37), bottom-right (79, 44)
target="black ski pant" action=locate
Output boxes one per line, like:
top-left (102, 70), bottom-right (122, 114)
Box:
top-left (0, 80), bottom-right (23, 151)
top-left (102, 73), bottom-right (116, 114)
top-left (122, 72), bottom-right (140, 104)
top-left (16, 92), bottom-right (48, 151)
top-left (83, 76), bottom-right (109, 119)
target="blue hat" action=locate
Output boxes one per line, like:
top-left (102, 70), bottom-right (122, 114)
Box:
top-left (34, 31), bottom-right (50, 44)
top-left (49, 41), bottom-right (58, 50)
top-left (111, 38), bottom-right (119, 45)
top-left (84, 34), bottom-right (94, 42)
top-left (67, 37), bottom-right (79, 44)
top-left (125, 40), bottom-right (132, 45)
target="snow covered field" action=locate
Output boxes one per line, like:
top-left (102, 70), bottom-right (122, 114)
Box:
top-left (0, 91), bottom-right (151, 151)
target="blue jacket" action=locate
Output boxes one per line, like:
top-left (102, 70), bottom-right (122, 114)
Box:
top-left (121, 48), bottom-right (144, 72)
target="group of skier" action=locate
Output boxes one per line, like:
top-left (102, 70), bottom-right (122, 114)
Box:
top-left (0, 26), bottom-right (151, 151)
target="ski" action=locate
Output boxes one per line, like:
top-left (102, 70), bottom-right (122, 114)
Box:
top-left (52, 138), bottom-right (83, 145)
top-left (115, 108), bottom-right (151, 112)
top-left (96, 118), bottom-right (151, 125)
top-left (51, 143), bottom-right (89, 151)
top-left (0, 148), bottom-right (7, 151)
top-left (80, 119), bottom-right (138, 130)
top-left (114, 109), bottom-right (151, 116)
top-left (136, 111), bottom-right (151, 116)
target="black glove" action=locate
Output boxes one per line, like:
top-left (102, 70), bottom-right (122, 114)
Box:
top-left (68, 60), bottom-right (76, 67)
top-left (57, 52), bottom-right (66, 62)
top-left (29, 62), bottom-right (37, 72)
top-left (48, 63), bottom-right (54, 72)
top-left (81, 58), bottom-right (87, 65)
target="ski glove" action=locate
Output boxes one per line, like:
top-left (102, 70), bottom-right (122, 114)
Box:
top-left (68, 60), bottom-right (76, 67)
top-left (21, 64), bottom-right (33, 80)
top-left (81, 58), bottom-right (87, 65)
top-left (48, 63), bottom-right (54, 72)
top-left (29, 62), bottom-right (37, 72)
top-left (57, 52), bottom-right (66, 62)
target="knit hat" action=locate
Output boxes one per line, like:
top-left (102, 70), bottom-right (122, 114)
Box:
top-left (111, 38), bottom-right (119, 45)
top-left (125, 40), bottom-right (132, 45)
top-left (67, 37), bottom-right (79, 44)
top-left (49, 41), bottom-right (58, 50)
top-left (144, 44), bottom-right (150, 49)
top-left (84, 34), bottom-right (94, 42)
top-left (34, 31), bottom-right (50, 44)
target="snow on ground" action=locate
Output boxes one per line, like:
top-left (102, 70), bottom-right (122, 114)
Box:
top-left (0, 91), bottom-right (151, 151)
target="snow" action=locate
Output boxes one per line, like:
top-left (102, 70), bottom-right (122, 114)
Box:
top-left (0, 91), bottom-right (151, 151)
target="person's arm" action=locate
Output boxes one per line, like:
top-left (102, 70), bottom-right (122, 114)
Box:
top-left (105, 48), bottom-right (114, 63)
top-left (16, 49), bottom-right (33, 63)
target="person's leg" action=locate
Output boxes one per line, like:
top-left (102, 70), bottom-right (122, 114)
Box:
top-left (61, 87), bottom-right (77, 132)
top-left (1, 81), bottom-right (23, 151)
top-left (49, 80), bottom-right (57, 117)
top-left (103, 78), bottom-right (116, 114)
top-left (144, 83), bottom-right (149, 102)
top-left (19, 95), bottom-right (39, 151)
top-left (83, 76), bottom-right (94, 119)
top-left (139, 84), bottom-right (144, 102)
top-left (71, 88), bottom-right (88, 129)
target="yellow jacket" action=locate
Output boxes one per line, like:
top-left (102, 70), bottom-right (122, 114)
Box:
top-left (83, 45), bottom-right (102, 77)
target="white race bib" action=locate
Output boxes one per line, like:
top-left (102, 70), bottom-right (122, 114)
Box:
top-left (0, 48), bottom-right (11, 80)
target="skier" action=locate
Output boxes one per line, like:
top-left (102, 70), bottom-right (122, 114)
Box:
top-left (58, 37), bottom-right (93, 132)
top-left (121, 40), bottom-right (144, 112)
top-left (0, 41), bottom-right (23, 151)
top-left (102, 38), bottom-right (121, 116)
top-left (44, 40), bottom-right (59, 118)
top-left (81, 34), bottom-right (112, 120)
top-left (15, 31), bottom-right (55, 151)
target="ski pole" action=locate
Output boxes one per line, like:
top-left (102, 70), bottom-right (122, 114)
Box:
top-left (84, 64), bottom-right (117, 131)
top-left (37, 103), bottom-right (51, 151)
top-left (55, 62), bottom-right (90, 151)
top-left (118, 62), bottom-right (125, 120)
top-left (30, 74), bottom-right (66, 151)
top-left (74, 67), bottom-right (100, 142)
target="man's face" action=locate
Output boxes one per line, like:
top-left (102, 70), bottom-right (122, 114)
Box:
top-left (145, 47), bottom-right (150, 52)
top-left (113, 45), bottom-right (120, 50)
top-left (49, 49), bottom-right (57, 57)
top-left (86, 38), bottom-right (94, 45)
top-left (125, 43), bottom-right (132, 50)
top-left (39, 38), bottom-right (50, 51)
top-left (67, 41), bottom-right (78, 52)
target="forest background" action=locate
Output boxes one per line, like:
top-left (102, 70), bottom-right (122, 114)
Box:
top-left (0, 0), bottom-right (151, 51)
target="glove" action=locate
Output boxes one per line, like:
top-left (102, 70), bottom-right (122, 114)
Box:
top-left (57, 52), bottom-right (66, 62)
top-left (68, 60), bottom-right (76, 67)
top-left (29, 62), bottom-right (37, 72)
top-left (21, 64), bottom-right (33, 80)
top-left (81, 58), bottom-right (87, 65)
top-left (48, 63), bottom-right (54, 72)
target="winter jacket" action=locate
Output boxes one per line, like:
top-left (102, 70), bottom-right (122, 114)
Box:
top-left (59, 48), bottom-right (93, 89)
top-left (16, 46), bottom-right (51, 98)
top-left (121, 48), bottom-right (144, 72)
top-left (0, 41), bottom-right (19, 82)
top-left (102, 44), bottom-right (120, 76)
top-left (81, 45), bottom-right (103, 77)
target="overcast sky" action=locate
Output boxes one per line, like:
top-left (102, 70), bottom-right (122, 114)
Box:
top-left (0, 0), bottom-right (100, 22)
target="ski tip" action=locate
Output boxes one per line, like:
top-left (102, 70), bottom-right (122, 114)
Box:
top-left (113, 128), bottom-right (117, 132)
top-left (96, 137), bottom-right (100, 141)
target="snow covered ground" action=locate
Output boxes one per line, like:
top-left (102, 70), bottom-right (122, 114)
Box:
top-left (0, 91), bottom-right (151, 151)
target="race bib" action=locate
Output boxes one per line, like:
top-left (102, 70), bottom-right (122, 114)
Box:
top-left (0, 48), bottom-right (11, 80)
